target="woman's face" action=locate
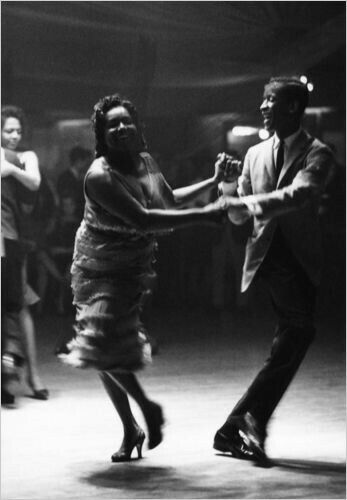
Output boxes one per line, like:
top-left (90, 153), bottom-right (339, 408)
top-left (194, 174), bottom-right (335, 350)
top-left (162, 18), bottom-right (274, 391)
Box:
top-left (1, 117), bottom-right (23, 150)
top-left (104, 106), bottom-right (138, 153)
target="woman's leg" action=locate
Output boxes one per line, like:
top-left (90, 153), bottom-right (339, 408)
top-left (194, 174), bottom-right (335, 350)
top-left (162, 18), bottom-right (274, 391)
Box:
top-left (36, 263), bottom-right (48, 315)
top-left (99, 371), bottom-right (141, 435)
top-left (19, 306), bottom-right (48, 398)
top-left (108, 371), bottom-right (164, 449)
top-left (99, 371), bottom-right (145, 461)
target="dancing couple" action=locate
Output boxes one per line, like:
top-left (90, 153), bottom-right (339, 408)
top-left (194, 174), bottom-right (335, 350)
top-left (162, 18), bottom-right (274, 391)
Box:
top-left (60, 76), bottom-right (334, 464)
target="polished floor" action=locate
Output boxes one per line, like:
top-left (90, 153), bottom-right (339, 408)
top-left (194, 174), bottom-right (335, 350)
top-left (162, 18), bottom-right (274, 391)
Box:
top-left (1, 306), bottom-right (346, 499)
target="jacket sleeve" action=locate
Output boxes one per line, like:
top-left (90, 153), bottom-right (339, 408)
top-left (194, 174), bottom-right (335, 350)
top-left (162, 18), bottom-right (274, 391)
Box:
top-left (237, 150), bottom-right (253, 197)
top-left (240, 145), bottom-right (334, 219)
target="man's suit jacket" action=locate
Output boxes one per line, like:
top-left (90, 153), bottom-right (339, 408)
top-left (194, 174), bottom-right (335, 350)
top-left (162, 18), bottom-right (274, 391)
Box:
top-left (233, 130), bottom-right (334, 292)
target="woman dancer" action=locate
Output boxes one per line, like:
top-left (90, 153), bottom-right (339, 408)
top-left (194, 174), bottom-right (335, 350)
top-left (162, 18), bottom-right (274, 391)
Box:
top-left (60, 94), bottom-right (234, 462)
top-left (1, 105), bottom-right (48, 403)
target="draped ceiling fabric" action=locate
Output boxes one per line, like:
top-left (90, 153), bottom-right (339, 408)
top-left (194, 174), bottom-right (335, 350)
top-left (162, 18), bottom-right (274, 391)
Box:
top-left (2, 1), bottom-right (346, 119)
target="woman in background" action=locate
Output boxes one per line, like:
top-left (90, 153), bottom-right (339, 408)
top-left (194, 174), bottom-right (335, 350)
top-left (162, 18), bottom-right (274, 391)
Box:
top-left (1, 105), bottom-right (48, 404)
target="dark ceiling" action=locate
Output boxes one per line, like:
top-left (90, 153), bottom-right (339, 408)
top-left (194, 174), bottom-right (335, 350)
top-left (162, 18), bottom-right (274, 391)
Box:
top-left (2, 1), bottom-right (346, 120)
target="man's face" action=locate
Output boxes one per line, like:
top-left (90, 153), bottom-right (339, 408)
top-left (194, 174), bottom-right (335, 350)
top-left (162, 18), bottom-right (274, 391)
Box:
top-left (1, 117), bottom-right (22, 150)
top-left (260, 84), bottom-right (291, 132)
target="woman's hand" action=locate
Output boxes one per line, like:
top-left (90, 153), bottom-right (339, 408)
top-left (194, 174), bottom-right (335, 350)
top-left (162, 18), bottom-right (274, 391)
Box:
top-left (1, 161), bottom-right (16, 178)
top-left (214, 153), bottom-right (242, 183)
top-left (1, 149), bottom-right (41, 190)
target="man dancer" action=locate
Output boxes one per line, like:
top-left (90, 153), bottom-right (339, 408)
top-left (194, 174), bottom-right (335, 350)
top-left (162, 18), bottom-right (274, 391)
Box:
top-left (214, 76), bottom-right (335, 462)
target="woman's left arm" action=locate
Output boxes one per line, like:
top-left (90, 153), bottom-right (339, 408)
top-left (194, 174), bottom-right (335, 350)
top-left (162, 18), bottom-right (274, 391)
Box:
top-left (172, 176), bottom-right (218, 207)
top-left (10, 151), bottom-right (41, 191)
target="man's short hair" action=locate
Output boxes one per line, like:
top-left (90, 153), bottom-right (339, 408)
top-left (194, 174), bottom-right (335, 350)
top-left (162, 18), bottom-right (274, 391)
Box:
top-left (267, 76), bottom-right (309, 115)
top-left (69, 146), bottom-right (90, 164)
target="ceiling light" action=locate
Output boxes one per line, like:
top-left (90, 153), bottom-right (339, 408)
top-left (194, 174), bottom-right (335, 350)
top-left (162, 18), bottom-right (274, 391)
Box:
top-left (258, 129), bottom-right (270, 140)
top-left (232, 126), bottom-right (258, 137)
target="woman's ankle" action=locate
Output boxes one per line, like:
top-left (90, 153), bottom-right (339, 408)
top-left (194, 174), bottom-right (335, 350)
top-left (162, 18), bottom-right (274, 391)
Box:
top-left (123, 424), bottom-right (143, 440)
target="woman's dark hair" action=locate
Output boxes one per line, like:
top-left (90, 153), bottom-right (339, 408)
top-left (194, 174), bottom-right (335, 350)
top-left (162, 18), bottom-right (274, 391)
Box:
top-left (91, 94), bottom-right (147, 158)
top-left (1, 105), bottom-right (26, 132)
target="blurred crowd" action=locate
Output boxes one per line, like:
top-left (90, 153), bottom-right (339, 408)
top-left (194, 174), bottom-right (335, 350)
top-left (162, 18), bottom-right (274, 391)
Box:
top-left (152, 147), bottom-right (345, 314)
top-left (21, 147), bottom-right (251, 319)
top-left (26, 145), bottom-right (346, 317)
top-left (2, 109), bottom-right (344, 411)
top-left (23, 146), bottom-right (91, 317)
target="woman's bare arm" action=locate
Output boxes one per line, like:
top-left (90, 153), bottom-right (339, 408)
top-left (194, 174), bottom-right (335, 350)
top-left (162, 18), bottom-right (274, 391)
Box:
top-left (86, 166), bottom-right (223, 232)
top-left (1, 150), bottom-right (41, 191)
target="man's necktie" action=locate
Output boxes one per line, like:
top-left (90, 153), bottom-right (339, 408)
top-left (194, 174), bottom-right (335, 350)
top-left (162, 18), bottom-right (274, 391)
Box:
top-left (275, 140), bottom-right (285, 180)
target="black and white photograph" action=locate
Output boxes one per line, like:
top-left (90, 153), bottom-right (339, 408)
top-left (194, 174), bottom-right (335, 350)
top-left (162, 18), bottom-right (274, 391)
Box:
top-left (1, 2), bottom-right (346, 499)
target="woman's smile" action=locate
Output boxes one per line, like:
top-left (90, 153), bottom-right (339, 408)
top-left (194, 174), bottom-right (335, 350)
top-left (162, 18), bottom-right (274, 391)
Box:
top-left (105, 106), bottom-right (138, 152)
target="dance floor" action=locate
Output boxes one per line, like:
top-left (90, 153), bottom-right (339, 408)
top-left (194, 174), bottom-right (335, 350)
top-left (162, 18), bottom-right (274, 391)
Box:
top-left (2, 305), bottom-right (346, 499)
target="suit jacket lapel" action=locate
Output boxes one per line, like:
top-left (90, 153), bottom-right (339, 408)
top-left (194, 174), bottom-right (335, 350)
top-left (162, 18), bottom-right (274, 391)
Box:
top-left (277, 130), bottom-right (312, 187)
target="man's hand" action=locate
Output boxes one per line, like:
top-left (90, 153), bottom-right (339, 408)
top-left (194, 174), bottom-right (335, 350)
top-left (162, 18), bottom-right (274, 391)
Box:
top-left (220, 195), bottom-right (251, 225)
top-left (214, 153), bottom-right (242, 183)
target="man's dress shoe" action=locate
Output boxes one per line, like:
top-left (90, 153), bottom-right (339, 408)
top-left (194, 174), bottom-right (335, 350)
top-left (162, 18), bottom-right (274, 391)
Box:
top-left (214, 412), bottom-right (268, 463)
top-left (214, 430), bottom-right (255, 460)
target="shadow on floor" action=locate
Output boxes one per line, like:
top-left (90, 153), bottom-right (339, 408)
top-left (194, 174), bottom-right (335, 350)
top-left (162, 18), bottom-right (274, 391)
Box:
top-left (82, 464), bottom-right (241, 498)
top-left (273, 458), bottom-right (346, 475)
top-left (82, 458), bottom-right (346, 499)
top-left (215, 452), bottom-right (346, 474)
top-left (83, 464), bottom-right (176, 489)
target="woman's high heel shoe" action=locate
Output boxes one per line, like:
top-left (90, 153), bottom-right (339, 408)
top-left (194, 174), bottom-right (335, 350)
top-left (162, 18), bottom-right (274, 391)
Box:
top-left (32, 388), bottom-right (49, 400)
top-left (27, 378), bottom-right (49, 400)
top-left (111, 429), bottom-right (145, 462)
top-left (145, 402), bottom-right (165, 450)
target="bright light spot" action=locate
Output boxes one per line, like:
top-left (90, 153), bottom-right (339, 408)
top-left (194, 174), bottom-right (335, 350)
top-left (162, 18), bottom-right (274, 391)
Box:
top-left (307, 83), bottom-right (314, 92)
top-left (232, 126), bottom-right (258, 137)
top-left (300, 75), bottom-right (308, 84)
top-left (259, 129), bottom-right (270, 140)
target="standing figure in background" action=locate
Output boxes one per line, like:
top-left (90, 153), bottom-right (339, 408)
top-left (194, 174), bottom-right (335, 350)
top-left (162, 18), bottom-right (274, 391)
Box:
top-left (214, 76), bottom-right (335, 463)
top-left (19, 288), bottom-right (49, 400)
top-left (21, 172), bottom-right (59, 316)
top-left (59, 93), bottom-right (233, 462)
top-left (57, 145), bottom-right (91, 219)
top-left (45, 193), bottom-right (80, 315)
top-left (1, 105), bottom-right (48, 404)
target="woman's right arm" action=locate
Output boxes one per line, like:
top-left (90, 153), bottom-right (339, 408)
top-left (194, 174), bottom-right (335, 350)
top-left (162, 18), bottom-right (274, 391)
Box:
top-left (86, 166), bottom-right (224, 232)
top-left (1, 149), bottom-right (41, 191)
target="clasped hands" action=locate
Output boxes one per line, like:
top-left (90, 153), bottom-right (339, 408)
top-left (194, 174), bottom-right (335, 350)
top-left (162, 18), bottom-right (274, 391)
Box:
top-left (214, 152), bottom-right (242, 183)
top-left (217, 196), bottom-right (250, 224)
top-left (214, 152), bottom-right (250, 224)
